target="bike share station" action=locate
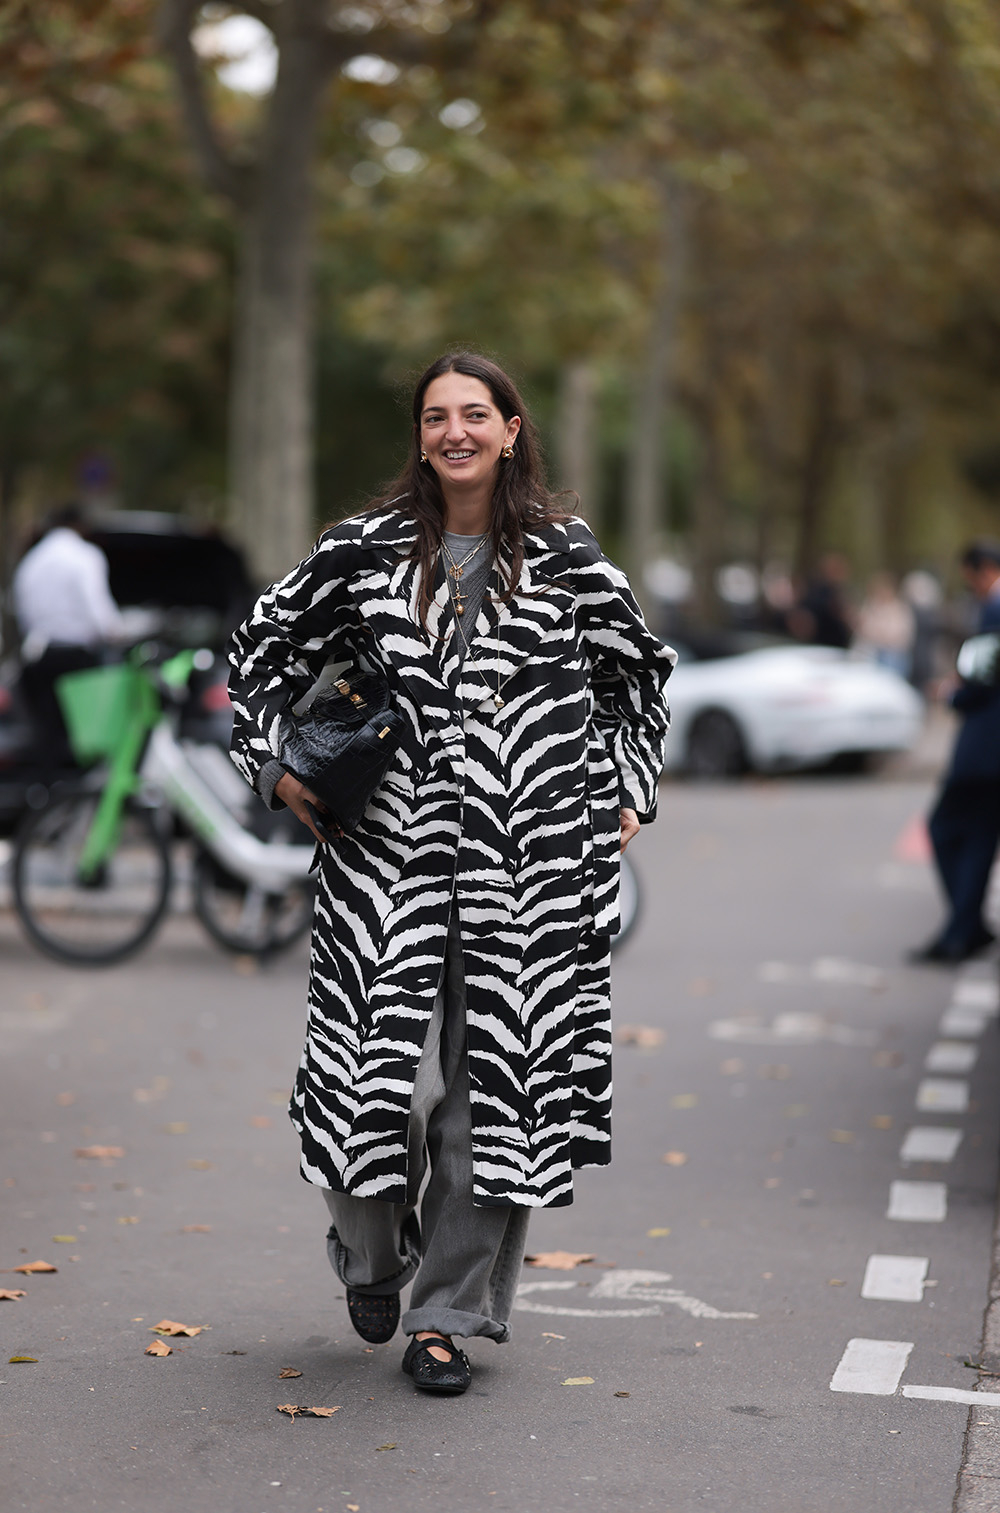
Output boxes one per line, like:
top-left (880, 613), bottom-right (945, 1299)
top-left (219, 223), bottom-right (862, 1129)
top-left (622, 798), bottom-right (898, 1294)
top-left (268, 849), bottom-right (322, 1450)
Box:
top-left (5, 644), bottom-right (641, 967)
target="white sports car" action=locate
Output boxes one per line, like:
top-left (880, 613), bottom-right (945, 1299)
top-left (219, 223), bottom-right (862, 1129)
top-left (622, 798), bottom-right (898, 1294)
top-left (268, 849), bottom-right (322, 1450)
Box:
top-left (662, 640), bottom-right (925, 777)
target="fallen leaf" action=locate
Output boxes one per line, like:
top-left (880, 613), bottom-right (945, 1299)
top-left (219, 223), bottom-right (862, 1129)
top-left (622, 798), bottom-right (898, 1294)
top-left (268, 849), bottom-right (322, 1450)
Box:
top-left (662, 1151), bottom-right (688, 1166)
top-left (278, 1366), bottom-right (302, 1379)
top-left (118, 1216), bottom-right (139, 1225)
top-left (720, 1059), bottom-right (744, 1075)
top-left (151, 1319), bottom-right (203, 1337)
top-left (250, 1116), bottom-right (272, 1129)
top-left (145, 1339), bottom-right (172, 1356)
top-left (525, 1251), bottom-right (595, 1270)
top-left (56, 1092), bottom-right (75, 1107)
top-left (375, 1442), bottom-right (396, 1450)
top-left (670, 1094), bottom-right (698, 1109)
top-left (870, 1115), bottom-right (893, 1130)
top-left (51, 1235), bottom-right (77, 1243)
top-left (224, 1350), bottom-right (247, 1355)
top-left (187, 1160), bottom-right (212, 1171)
top-left (0, 1289), bottom-right (27, 1300)
top-left (828, 1279), bottom-right (845, 1287)
top-left (647, 1227), bottom-right (671, 1237)
top-left (871, 1050), bottom-right (903, 1069)
top-left (541, 1333), bottom-right (565, 1340)
top-left (616, 1025), bottom-right (665, 1049)
top-left (562, 1377), bottom-right (595, 1385)
top-left (9, 1355), bottom-right (37, 1363)
top-left (75, 1146), bottom-right (124, 1160)
top-left (308, 1406), bottom-right (339, 1417)
top-left (11, 1261), bottom-right (57, 1275)
top-left (347, 1506), bottom-right (360, 1511)
top-left (764, 1178), bottom-right (781, 1189)
top-left (164, 1123), bottom-right (189, 1136)
top-left (687, 976), bottom-right (715, 996)
top-left (614, 1390), bottom-right (631, 1398)
top-left (180, 1225), bottom-right (212, 1234)
top-left (829, 1130), bottom-right (855, 1144)
top-left (276, 1403), bottom-right (304, 1418)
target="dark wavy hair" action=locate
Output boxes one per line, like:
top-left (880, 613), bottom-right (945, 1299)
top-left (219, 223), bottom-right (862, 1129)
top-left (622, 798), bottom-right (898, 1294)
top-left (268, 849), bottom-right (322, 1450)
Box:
top-left (370, 352), bottom-right (571, 626)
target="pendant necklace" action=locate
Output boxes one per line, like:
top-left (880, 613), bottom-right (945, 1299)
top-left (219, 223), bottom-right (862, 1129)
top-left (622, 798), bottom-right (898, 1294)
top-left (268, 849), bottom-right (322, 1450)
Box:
top-left (441, 539), bottom-right (506, 711)
top-left (441, 533), bottom-right (488, 618)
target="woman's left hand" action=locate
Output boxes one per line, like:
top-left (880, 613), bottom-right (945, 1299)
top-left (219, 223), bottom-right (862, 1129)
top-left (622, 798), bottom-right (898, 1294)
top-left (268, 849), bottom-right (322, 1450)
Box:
top-left (620, 807), bottom-right (640, 854)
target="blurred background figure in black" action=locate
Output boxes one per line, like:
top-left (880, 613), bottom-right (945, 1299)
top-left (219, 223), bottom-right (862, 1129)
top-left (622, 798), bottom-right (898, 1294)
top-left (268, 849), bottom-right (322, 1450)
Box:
top-left (12, 502), bottom-right (125, 783)
top-left (911, 540), bottom-right (1000, 963)
top-left (788, 552), bottom-right (854, 649)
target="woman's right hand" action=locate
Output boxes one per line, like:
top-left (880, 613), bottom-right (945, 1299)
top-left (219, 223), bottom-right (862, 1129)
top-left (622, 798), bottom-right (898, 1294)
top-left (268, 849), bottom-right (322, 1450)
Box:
top-left (274, 771), bottom-right (341, 843)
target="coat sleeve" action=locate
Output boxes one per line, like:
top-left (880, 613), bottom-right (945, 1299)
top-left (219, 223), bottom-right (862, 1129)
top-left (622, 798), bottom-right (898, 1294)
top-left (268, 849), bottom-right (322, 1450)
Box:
top-left (571, 524), bottom-right (676, 823)
top-left (227, 529), bottom-right (362, 806)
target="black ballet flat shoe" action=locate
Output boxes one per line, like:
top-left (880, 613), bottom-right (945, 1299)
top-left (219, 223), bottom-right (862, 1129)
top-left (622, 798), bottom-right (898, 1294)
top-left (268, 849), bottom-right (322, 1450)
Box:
top-left (401, 1333), bottom-right (471, 1395)
top-left (346, 1289), bottom-right (399, 1344)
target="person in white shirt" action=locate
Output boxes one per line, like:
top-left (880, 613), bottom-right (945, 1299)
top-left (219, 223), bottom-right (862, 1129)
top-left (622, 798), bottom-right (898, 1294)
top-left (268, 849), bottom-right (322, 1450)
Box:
top-left (13, 504), bottom-right (125, 778)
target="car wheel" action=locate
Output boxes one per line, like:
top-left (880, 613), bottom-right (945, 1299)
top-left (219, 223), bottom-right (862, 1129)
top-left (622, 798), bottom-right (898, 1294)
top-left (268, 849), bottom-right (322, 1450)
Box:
top-left (685, 709), bottom-right (747, 779)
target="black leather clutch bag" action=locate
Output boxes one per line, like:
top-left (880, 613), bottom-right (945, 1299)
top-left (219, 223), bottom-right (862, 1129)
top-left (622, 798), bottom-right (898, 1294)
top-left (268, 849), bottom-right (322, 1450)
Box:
top-left (280, 671), bottom-right (405, 836)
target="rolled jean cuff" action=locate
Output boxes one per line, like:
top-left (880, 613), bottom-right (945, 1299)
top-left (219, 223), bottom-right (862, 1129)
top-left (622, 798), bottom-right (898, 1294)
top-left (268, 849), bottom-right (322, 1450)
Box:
top-left (402, 1306), bottom-right (510, 1343)
top-left (325, 1222), bottom-right (419, 1295)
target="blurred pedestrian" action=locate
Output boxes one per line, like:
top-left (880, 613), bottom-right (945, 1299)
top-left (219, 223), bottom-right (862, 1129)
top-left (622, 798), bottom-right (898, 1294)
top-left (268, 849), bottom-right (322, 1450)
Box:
top-left (911, 540), bottom-right (1000, 963)
top-left (228, 353), bottom-right (674, 1395)
top-left (788, 552), bottom-right (853, 648)
top-left (854, 572), bottom-right (915, 677)
top-left (12, 502), bottom-right (125, 780)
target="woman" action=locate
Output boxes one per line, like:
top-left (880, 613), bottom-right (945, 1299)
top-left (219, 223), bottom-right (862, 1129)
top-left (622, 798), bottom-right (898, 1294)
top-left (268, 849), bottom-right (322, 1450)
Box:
top-left (228, 353), bottom-right (674, 1395)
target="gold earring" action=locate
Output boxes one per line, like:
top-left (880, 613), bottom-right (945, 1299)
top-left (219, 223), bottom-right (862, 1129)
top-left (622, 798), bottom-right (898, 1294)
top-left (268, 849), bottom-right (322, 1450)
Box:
top-left (502, 443), bottom-right (515, 459)
top-left (420, 449), bottom-right (428, 463)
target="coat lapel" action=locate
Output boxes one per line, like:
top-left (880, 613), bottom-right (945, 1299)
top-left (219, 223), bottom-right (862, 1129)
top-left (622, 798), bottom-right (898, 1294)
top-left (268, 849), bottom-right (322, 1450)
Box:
top-left (455, 528), bottom-right (575, 717)
top-left (349, 511), bottom-right (465, 767)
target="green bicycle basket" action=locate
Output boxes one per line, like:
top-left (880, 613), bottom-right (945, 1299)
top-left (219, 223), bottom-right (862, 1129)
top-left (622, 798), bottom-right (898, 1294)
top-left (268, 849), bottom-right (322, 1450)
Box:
top-left (55, 664), bottom-right (157, 765)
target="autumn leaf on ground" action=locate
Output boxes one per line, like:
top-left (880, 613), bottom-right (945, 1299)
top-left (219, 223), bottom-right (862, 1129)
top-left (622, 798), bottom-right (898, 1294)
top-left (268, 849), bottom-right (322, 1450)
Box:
top-left (278, 1366), bottom-right (302, 1379)
top-left (118, 1217), bottom-right (139, 1225)
top-left (647, 1227), bottom-right (671, 1237)
top-left (375, 1442), bottom-right (396, 1450)
top-left (51, 1235), bottom-right (77, 1243)
top-left (829, 1130), bottom-right (855, 1143)
top-left (75, 1146), bottom-right (124, 1160)
top-left (249, 1116), bottom-right (272, 1129)
top-left (616, 1025), bottom-right (665, 1049)
top-left (614, 1390), bottom-right (631, 1397)
top-left (541, 1332), bottom-right (565, 1340)
top-left (145, 1339), bottom-right (172, 1356)
top-left (187, 1160), bottom-right (212, 1171)
top-left (0, 1289), bottom-right (27, 1300)
top-left (163, 1123), bottom-right (189, 1136)
top-left (670, 1094), bottom-right (698, 1109)
top-left (562, 1377), bottom-right (594, 1385)
top-left (525, 1252), bottom-right (595, 1270)
top-left (277, 1404), bottom-right (340, 1419)
top-left (306, 1406), bottom-right (339, 1417)
top-left (9, 1355), bottom-right (37, 1363)
top-left (662, 1151), bottom-right (688, 1166)
top-left (11, 1261), bottom-right (57, 1275)
top-left (180, 1225), bottom-right (211, 1234)
top-left (151, 1319), bottom-right (203, 1337)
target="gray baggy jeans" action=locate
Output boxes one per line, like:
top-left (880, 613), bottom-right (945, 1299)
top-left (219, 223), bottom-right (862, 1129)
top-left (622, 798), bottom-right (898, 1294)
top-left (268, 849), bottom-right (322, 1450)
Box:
top-left (321, 914), bottom-right (531, 1342)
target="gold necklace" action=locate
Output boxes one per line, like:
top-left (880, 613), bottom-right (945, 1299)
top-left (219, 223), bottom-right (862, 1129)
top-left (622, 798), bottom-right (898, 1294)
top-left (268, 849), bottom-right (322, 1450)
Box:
top-left (441, 533), bottom-right (488, 617)
top-left (443, 552), bottom-right (506, 711)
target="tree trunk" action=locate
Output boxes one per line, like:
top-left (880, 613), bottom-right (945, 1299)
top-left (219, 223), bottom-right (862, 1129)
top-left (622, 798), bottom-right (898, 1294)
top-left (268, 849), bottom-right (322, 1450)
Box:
top-left (554, 361), bottom-right (598, 517)
top-left (793, 360), bottom-right (841, 580)
top-left (228, 16), bottom-right (331, 585)
top-left (625, 170), bottom-right (688, 614)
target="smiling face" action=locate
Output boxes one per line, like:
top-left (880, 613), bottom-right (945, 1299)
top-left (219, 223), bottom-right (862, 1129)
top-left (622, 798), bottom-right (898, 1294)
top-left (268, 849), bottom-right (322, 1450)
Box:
top-left (419, 373), bottom-right (520, 496)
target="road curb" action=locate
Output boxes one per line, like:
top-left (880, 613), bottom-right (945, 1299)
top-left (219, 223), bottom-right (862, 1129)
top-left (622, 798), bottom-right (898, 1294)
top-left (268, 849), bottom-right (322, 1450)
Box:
top-left (954, 987), bottom-right (1000, 1513)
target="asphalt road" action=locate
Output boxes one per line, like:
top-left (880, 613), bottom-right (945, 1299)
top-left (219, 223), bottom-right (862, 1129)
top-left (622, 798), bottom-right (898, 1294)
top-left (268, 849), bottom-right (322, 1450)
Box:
top-left (2, 775), bottom-right (998, 1513)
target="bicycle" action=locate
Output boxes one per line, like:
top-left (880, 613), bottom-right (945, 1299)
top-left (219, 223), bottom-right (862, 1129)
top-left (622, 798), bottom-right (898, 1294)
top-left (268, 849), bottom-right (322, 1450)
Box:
top-left (11, 646), bottom-right (315, 966)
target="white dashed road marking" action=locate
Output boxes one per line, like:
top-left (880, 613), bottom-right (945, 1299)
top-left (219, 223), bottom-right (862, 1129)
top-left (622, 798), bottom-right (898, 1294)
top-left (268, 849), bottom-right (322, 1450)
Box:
top-left (887, 1181), bottom-right (947, 1222)
top-left (514, 1269), bottom-right (759, 1321)
top-left (939, 1006), bottom-right (992, 1037)
top-left (861, 1255), bottom-right (929, 1302)
top-left (900, 1127), bottom-right (963, 1163)
top-left (950, 980), bottom-right (999, 1011)
top-left (903, 1386), bottom-right (1000, 1409)
top-left (916, 1079), bottom-right (970, 1114)
top-left (830, 1339), bottom-right (914, 1395)
top-left (925, 1041), bottom-right (978, 1075)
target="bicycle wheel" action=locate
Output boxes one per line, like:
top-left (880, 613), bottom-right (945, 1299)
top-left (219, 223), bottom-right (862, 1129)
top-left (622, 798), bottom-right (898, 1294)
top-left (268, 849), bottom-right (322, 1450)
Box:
top-left (192, 848), bottom-right (315, 957)
top-left (13, 790), bottom-right (171, 965)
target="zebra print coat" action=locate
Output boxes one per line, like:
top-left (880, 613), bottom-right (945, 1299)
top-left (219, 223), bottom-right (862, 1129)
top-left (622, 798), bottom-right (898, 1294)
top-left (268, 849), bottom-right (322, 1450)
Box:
top-left (228, 507), bottom-right (674, 1208)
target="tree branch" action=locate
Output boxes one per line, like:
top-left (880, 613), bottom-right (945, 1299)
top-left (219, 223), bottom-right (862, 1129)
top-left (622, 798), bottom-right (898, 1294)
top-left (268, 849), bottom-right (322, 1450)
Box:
top-left (157, 0), bottom-right (253, 207)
